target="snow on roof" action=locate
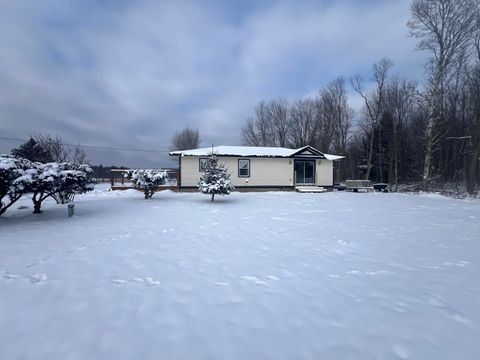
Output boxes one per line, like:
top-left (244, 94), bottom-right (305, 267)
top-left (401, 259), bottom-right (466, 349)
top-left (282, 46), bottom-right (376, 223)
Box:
top-left (323, 154), bottom-right (345, 161)
top-left (169, 145), bottom-right (344, 160)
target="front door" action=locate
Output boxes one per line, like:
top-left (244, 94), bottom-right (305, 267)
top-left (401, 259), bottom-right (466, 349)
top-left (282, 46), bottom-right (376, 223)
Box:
top-left (295, 160), bottom-right (315, 184)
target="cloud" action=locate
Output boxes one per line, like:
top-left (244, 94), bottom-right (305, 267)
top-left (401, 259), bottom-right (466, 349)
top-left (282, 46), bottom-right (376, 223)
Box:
top-left (0, 0), bottom-right (425, 167)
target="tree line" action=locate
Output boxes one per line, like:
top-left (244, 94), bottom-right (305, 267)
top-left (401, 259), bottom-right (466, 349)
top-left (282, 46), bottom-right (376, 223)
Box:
top-left (241, 0), bottom-right (480, 194)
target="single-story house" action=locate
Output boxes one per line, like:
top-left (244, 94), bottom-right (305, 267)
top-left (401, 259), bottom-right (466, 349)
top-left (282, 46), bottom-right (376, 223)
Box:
top-left (169, 145), bottom-right (344, 191)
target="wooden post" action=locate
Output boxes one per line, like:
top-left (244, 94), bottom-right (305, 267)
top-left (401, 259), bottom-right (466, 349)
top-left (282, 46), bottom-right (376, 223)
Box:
top-left (178, 157), bottom-right (182, 190)
top-left (68, 203), bottom-right (75, 217)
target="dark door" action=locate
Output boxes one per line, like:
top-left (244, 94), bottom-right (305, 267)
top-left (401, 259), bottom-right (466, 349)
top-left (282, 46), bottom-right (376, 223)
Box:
top-left (295, 160), bottom-right (315, 184)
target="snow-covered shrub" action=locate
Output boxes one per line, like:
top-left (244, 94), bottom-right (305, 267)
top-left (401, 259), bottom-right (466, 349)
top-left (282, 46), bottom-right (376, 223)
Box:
top-left (0, 155), bottom-right (32, 216)
top-left (1, 156), bottom-right (94, 215)
top-left (125, 169), bottom-right (167, 199)
top-left (20, 162), bottom-right (63, 213)
top-left (19, 162), bottom-right (94, 213)
top-left (198, 156), bottom-right (235, 202)
top-left (51, 163), bottom-right (95, 204)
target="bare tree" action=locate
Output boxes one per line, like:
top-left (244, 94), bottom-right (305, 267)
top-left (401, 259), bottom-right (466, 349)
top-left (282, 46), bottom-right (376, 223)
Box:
top-left (287, 98), bottom-right (317, 148)
top-left (321, 77), bottom-right (353, 155)
top-left (383, 77), bottom-right (419, 190)
top-left (321, 77), bottom-right (353, 181)
top-left (408, 0), bottom-right (478, 190)
top-left (312, 96), bottom-right (334, 152)
top-left (352, 58), bottom-right (393, 181)
top-left (268, 98), bottom-right (289, 147)
top-left (241, 117), bottom-right (261, 146)
top-left (467, 16), bottom-right (480, 193)
top-left (72, 144), bottom-right (88, 165)
top-left (171, 126), bottom-right (201, 151)
top-left (35, 134), bottom-right (69, 162)
top-left (253, 101), bottom-right (274, 146)
top-left (241, 100), bottom-right (289, 147)
top-left (35, 134), bottom-right (89, 164)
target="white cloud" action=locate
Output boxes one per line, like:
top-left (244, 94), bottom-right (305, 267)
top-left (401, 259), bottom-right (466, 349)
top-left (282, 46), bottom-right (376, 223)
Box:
top-left (0, 0), bottom-right (426, 167)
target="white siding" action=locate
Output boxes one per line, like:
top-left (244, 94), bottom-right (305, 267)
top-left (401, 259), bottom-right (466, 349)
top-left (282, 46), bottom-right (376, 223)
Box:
top-left (181, 157), bottom-right (294, 187)
top-left (179, 156), bottom-right (334, 188)
top-left (315, 159), bottom-right (333, 186)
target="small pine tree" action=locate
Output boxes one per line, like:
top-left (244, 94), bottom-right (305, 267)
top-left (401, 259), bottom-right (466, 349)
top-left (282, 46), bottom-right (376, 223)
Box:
top-left (198, 156), bottom-right (235, 202)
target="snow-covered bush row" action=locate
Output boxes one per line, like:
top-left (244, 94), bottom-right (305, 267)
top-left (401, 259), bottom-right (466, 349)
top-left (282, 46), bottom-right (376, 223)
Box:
top-left (125, 169), bottom-right (167, 199)
top-left (0, 154), bottom-right (94, 215)
top-left (198, 156), bottom-right (234, 202)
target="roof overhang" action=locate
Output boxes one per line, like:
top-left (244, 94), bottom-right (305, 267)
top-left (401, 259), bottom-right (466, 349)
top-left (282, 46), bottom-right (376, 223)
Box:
top-left (169, 145), bottom-right (345, 161)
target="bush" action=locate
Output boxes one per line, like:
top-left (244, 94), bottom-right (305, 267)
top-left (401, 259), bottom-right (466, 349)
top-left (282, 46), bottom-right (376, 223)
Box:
top-left (0, 155), bottom-right (32, 216)
top-left (125, 169), bottom-right (167, 199)
top-left (0, 155), bottom-right (95, 215)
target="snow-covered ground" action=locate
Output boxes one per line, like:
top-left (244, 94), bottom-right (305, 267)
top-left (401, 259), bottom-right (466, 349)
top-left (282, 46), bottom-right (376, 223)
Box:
top-left (1, 186), bottom-right (479, 360)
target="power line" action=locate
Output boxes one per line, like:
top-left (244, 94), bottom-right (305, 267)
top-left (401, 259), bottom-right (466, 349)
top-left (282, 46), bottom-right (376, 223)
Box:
top-left (0, 136), bottom-right (172, 153)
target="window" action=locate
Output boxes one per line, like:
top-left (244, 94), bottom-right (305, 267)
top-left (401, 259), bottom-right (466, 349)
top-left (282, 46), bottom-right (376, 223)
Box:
top-left (238, 159), bottom-right (250, 177)
top-left (199, 158), bottom-right (208, 172)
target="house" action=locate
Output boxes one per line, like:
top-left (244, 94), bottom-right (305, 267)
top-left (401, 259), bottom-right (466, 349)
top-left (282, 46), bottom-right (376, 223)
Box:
top-left (169, 145), bottom-right (344, 191)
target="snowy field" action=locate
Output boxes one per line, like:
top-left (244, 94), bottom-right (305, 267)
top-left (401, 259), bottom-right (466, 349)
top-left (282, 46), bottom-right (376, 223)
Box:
top-left (1, 186), bottom-right (479, 360)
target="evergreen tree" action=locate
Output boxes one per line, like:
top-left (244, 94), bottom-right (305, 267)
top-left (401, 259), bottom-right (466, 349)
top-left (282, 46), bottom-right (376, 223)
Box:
top-left (11, 138), bottom-right (53, 163)
top-left (198, 156), bottom-right (235, 202)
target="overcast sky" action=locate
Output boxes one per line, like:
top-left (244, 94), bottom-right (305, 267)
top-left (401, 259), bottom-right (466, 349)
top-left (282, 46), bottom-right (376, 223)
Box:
top-left (0, 0), bottom-right (426, 167)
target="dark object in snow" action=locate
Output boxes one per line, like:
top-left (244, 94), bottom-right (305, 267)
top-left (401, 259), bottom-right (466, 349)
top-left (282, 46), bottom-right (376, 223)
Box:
top-left (344, 180), bottom-right (374, 192)
top-left (373, 183), bottom-right (389, 192)
top-left (198, 156), bottom-right (235, 202)
top-left (68, 203), bottom-right (75, 217)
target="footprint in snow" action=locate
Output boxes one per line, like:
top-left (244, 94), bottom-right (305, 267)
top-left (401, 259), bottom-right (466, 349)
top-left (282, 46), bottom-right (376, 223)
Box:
top-left (29, 274), bottom-right (48, 283)
top-left (241, 276), bottom-right (267, 286)
top-left (110, 279), bottom-right (128, 285)
top-left (265, 275), bottom-right (279, 281)
top-left (131, 277), bottom-right (160, 286)
top-left (26, 254), bottom-right (55, 268)
top-left (346, 270), bottom-right (361, 274)
top-left (425, 293), bottom-right (472, 326)
top-left (346, 270), bottom-right (389, 276)
top-left (2, 271), bottom-right (48, 284)
top-left (111, 278), bottom-right (160, 286)
top-left (1, 271), bottom-right (20, 282)
top-left (240, 275), bottom-right (279, 286)
top-left (442, 261), bottom-right (470, 267)
top-left (64, 246), bottom-right (87, 255)
top-left (328, 274), bottom-right (344, 279)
